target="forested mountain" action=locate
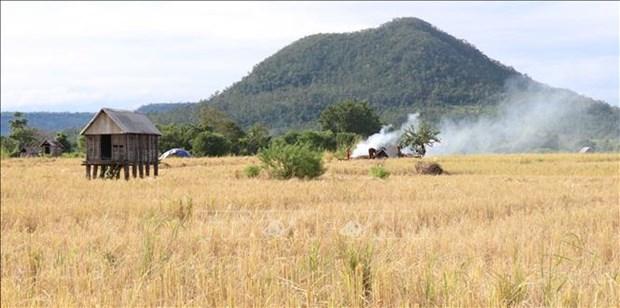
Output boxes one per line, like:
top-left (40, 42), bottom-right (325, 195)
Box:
top-left (202, 17), bottom-right (522, 130)
top-left (136, 102), bottom-right (195, 114)
top-left (147, 17), bottom-right (616, 140)
top-left (4, 17), bottom-right (618, 149)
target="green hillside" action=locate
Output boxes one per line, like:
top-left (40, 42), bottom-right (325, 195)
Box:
top-left (4, 17), bottom-right (618, 149)
top-left (175, 17), bottom-right (614, 145)
top-left (199, 18), bottom-right (517, 130)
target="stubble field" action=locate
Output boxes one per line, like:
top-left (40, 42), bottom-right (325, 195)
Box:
top-left (1, 154), bottom-right (618, 307)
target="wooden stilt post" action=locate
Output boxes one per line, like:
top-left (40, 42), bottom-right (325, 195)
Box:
top-left (145, 163), bottom-right (150, 177)
top-left (85, 164), bottom-right (91, 180)
top-left (132, 164), bottom-right (137, 178)
top-left (100, 165), bottom-right (106, 178)
top-left (154, 162), bottom-right (158, 177)
top-left (115, 165), bottom-right (120, 180)
top-left (138, 162), bottom-right (144, 178)
top-left (124, 164), bottom-right (130, 180)
top-left (93, 165), bottom-right (99, 179)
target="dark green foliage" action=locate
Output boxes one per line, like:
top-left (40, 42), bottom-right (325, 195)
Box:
top-left (157, 107), bottom-right (262, 156)
top-left (136, 102), bottom-right (195, 114)
top-left (158, 124), bottom-right (201, 152)
top-left (369, 165), bottom-right (390, 179)
top-left (192, 132), bottom-right (232, 157)
top-left (55, 132), bottom-right (72, 152)
top-left (258, 141), bottom-right (325, 179)
top-left (279, 131), bottom-right (302, 145)
top-left (8, 112), bottom-right (37, 149)
top-left (0, 136), bottom-right (17, 158)
top-left (2, 112), bottom-right (39, 156)
top-left (76, 135), bottom-right (86, 154)
top-left (239, 124), bottom-right (271, 155)
top-left (243, 164), bottom-right (261, 178)
top-left (199, 106), bottom-right (246, 154)
top-left (319, 100), bottom-right (382, 137)
top-left (297, 130), bottom-right (337, 151)
top-left (274, 130), bottom-right (337, 152)
top-left (399, 122), bottom-right (440, 156)
top-left (144, 104), bottom-right (200, 126)
top-left (335, 132), bottom-right (360, 150)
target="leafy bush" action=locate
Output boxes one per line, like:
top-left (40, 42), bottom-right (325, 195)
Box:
top-left (399, 121), bottom-right (440, 157)
top-left (258, 142), bottom-right (325, 179)
top-left (297, 130), bottom-right (337, 151)
top-left (275, 130), bottom-right (337, 152)
top-left (244, 164), bottom-right (261, 178)
top-left (336, 132), bottom-right (360, 149)
top-left (239, 124), bottom-right (271, 155)
top-left (369, 165), bottom-right (390, 179)
top-left (192, 132), bottom-right (232, 157)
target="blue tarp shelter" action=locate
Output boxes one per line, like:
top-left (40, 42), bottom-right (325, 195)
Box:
top-left (159, 148), bottom-right (191, 160)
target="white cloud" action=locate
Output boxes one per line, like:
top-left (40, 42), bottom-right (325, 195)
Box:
top-left (1, 1), bottom-right (618, 111)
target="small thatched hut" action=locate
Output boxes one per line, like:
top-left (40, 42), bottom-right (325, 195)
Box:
top-left (80, 108), bottom-right (161, 179)
top-left (40, 139), bottom-right (64, 156)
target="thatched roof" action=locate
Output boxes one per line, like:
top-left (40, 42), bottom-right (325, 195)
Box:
top-left (80, 108), bottom-right (161, 136)
top-left (40, 139), bottom-right (64, 148)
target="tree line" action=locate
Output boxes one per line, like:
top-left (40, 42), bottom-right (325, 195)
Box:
top-left (158, 100), bottom-right (383, 157)
top-left (0, 112), bottom-right (78, 157)
top-left (1, 100), bottom-right (441, 159)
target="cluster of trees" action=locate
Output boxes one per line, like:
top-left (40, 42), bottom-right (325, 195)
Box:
top-left (160, 101), bottom-right (385, 157)
top-left (0, 112), bottom-right (78, 157)
top-left (159, 99), bottom-right (443, 160)
top-left (158, 106), bottom-right (272, 156)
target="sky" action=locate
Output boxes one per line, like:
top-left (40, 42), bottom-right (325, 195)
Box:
top-left (1, 1), bottom-right (618, 112)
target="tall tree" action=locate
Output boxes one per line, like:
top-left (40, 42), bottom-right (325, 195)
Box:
top-left (239, 123), bottom-right (271, 155)
top-left (55, 132), bottom-right (72, 152)
top-left (319, 100), bottom-right (382, 137)
top-left (399, 121), bottom-right (440, 156)
top-left (8, 112), bottom-right (36, 149)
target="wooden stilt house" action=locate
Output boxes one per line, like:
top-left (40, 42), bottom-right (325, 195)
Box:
top-left (80, 108), bottom-right (161, 180)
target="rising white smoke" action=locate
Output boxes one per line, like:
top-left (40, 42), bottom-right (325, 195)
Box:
top-left (351, 113), bottom-right (420, 157)
top-left (429, 79), bottom-right (591, 155)
top-left (351, 77), bottom-right (611, 156)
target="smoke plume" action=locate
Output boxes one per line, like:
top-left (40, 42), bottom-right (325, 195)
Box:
top-left (351, 78), bottom-right (616, 156)
top-left (351, 114), bottom-right (419, 157)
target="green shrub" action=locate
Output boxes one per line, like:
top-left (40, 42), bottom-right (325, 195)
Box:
top-left (258, 142), bottom-right (325, 179)
top-left (192, 132), bottom-right (232, 157)
top-left (275, 130), bottom-right (337, 152)
top-left (244, 164), bottom-right (261, 178)
top-left (369, 165), bottom-right (390, 179)
top-left (297, 130), bottom-right (336, 151)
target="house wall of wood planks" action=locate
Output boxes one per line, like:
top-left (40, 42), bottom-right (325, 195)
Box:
top-left (85, 134), bottom-right (158, 163)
